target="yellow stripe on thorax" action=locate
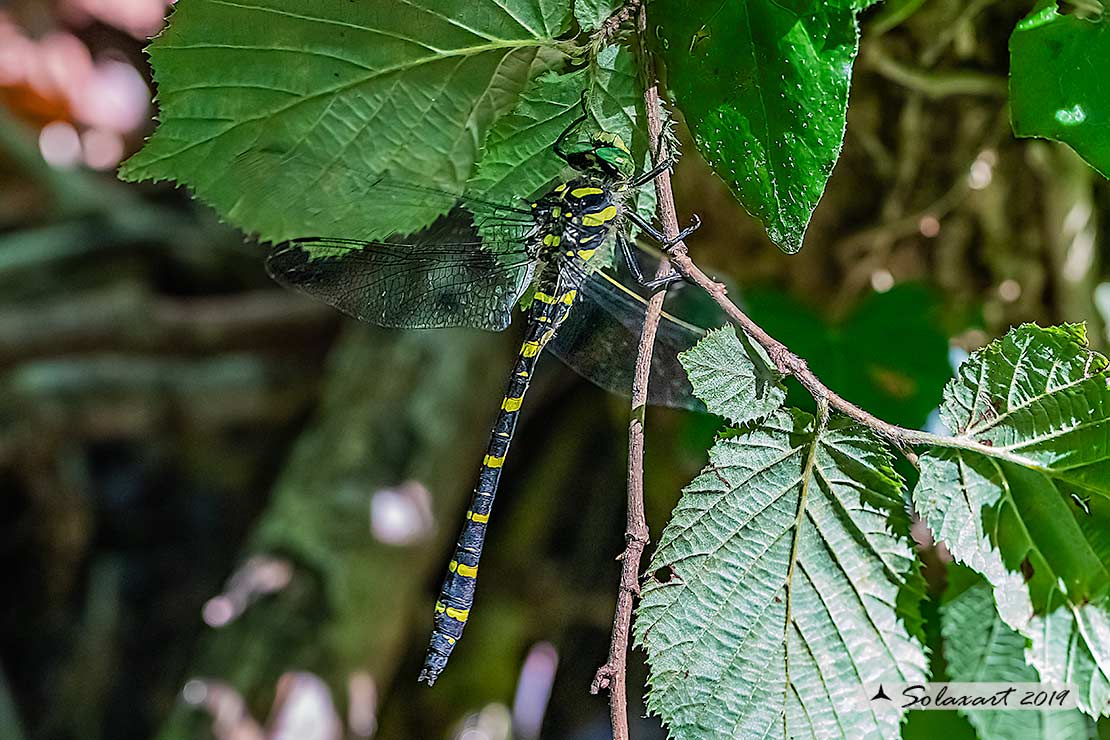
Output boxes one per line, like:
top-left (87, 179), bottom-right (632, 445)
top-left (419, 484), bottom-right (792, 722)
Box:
top-left (581, 205), bottom-right (618, 227)
top-left (570, 186), bottom-right (604, 197)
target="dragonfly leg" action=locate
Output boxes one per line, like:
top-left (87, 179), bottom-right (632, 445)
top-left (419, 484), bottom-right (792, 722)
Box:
top-left (618, 229), bottom-right (685, 291)
top-left (627, 154), bottom-right (676, 189)
top-left (625, 209), bottom-right (701, 249)
top-left (622, 212), bottom-right (702, 289)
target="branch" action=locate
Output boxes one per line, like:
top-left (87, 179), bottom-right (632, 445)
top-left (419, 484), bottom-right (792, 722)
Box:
top-left (863, 46), bottom-right (1006, 99)
top-left (661, 246), bottom-right (990, 461)
top-left (589, 5), bottom-right (670, 738)
top-left (594, 0), bottom-right (641, 46)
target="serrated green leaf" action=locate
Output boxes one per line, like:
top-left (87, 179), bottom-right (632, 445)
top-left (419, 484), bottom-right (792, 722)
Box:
top-left (1026, 602), bottom-right (1110, 718)
top-left (678, 325), bottom-right (786, 426)
top-left (1010, 1), bottom-right (1110, 178)
top-left (636, 409), bottom-right (926, 739)
top-left (120, 0), bottom-right (570, 243)
top-left (469, 44), bottom-right (648, 204)
top-left (941, 574), bottom-right (1095, 740)
top-left (468, 43), bottom-right (656, 252)
top-left (914, 323), bottom-right (1110, 715)
top-left (652, 0), bottom-right (869, 252)
top-left (467, 66), bottom-right (592, 205)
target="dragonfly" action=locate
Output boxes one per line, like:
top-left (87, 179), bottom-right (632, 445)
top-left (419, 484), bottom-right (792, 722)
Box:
top-left (259, 101), bottom-right (706, 685)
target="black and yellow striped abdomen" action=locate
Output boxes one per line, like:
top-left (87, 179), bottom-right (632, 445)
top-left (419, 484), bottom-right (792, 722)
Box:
top-left (419, 275), bottom-right (581, 684)
top-left (419, 177), bottom-right (618, 686)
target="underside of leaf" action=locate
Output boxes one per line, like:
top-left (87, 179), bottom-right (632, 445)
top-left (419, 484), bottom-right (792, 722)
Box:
top-left (942, 575), bottom-right (1095, 740)
top-left (915, 323), bottom-right (1110, 716)
top-left (636, 410), bottom-right (925, 739)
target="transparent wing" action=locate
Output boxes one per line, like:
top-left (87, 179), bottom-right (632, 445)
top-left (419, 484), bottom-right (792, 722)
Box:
top-left (548, 269), bottom-right (713, 411)
top-left (267, 216), bottom-right (536, 330)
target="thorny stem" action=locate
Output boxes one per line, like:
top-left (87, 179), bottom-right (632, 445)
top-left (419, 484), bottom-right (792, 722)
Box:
top-left (589, 4), bottom-right (668, 740)
top-left (595, 0), bottom-right (641, 46)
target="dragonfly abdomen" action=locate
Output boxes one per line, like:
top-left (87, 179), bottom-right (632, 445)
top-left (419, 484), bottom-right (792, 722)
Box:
top-left (419, 273), bottom-right (579, 686)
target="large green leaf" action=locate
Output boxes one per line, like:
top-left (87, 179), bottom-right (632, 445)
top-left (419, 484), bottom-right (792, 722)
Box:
top-left (1011, 1), bottom-right (1110, 178)
top-left (914, 323), bottom-right (1110, 715)
top-left (677, 325), bottom-right (786, 427)
top-left (120, 0), bottom-right (570, 242)
top-left (652, 0), bottom-right (874, 252)
top-left (469, 44), bottom-right (650, 208)
top-left (636, 409), bottom-right (926, 739)
top-left (941, 573), bottom-right (1095, 740)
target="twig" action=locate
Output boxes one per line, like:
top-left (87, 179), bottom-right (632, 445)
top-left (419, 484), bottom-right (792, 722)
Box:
top-left (661, 245), bottom-right (999, 458)
top-left (864, 46), bottom-right (1006, 99)
top-left (595, 0), bottom-right (641, 46)
top-left (589, 5), bottom-right (670, 738)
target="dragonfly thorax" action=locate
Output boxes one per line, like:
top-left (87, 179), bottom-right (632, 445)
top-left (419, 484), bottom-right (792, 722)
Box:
top-left (529, 178), bottom-right (619, 269)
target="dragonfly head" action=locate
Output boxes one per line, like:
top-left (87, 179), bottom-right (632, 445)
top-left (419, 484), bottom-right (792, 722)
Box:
top-left (558, 131), bottom-right (634, 181)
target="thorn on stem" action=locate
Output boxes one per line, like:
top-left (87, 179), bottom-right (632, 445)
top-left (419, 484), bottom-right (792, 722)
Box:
top-left (590, 666), bottom-right (615, 694)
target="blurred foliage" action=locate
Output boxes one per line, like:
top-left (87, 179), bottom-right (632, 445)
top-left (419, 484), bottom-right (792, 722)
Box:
top-left (743, 283), bottom-right (951, 429)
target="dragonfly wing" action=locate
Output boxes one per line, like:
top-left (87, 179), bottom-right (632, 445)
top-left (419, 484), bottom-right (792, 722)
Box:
top-left (267, 228), bottom-right (535, 331)
top-left (547, 270), bottom-right (711, 411)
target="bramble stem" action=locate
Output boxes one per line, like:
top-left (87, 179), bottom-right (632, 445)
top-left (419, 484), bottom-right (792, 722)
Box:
top-left (660, 244), bottom-right (971, 458)
top-left (589, 4), bottom-right (669, 739)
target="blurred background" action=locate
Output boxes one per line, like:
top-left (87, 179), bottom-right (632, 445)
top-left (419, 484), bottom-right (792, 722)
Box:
top-left (0, 1), bottom-right (1106, 739)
